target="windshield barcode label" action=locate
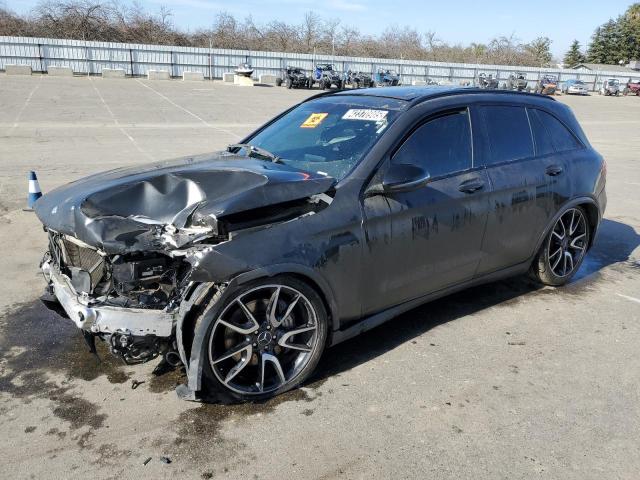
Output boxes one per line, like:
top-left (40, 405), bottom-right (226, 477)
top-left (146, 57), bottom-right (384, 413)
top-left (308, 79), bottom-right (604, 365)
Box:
top-left (342, 109), bottom-right (388, 121)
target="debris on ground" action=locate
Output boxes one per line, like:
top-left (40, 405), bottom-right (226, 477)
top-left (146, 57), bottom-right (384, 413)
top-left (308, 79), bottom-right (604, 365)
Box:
top-left (131, 379), bottom-right (145, 390)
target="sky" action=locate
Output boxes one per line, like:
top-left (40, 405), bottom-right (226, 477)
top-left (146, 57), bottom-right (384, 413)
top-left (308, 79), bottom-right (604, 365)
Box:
top-left (6, 0), bottom-right (637, 57)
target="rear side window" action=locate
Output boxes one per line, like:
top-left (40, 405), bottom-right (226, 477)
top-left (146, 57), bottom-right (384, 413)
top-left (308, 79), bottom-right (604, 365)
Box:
top-left (480, 105), bottom-right (534, 165)
top-left (527, 109), bottom-right (555, 156)
top-left (392, 110), bottom-right (472, 178)
top-left (533, 109), bottom-right (582, 152)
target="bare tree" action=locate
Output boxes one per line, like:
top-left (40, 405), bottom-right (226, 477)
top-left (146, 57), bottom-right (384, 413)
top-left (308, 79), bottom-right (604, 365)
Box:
top-left (1, 2), bottom-right (560, 67)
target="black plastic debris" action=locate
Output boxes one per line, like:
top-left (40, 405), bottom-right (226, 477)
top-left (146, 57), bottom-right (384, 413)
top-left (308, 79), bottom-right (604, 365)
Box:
top-left (143, 457), bottom-right (152, 466)
top-left (131, 379), bottom-right (145, 390)
top-left (160, 456), bottom-right (172, 464)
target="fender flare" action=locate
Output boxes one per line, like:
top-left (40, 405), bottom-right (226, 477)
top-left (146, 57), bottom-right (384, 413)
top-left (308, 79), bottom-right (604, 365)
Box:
top-left (532, 196), bottom-right (602, 258)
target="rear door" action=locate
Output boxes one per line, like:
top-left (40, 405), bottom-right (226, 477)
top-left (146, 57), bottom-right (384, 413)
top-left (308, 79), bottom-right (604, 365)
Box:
top-left (475, 104), bottom-right (571, 275)
top-left (361, 108), bottom-right (491, 316)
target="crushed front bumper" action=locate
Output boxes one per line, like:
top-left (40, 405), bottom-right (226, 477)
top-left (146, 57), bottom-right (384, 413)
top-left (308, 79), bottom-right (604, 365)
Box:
top-left (42, 260), bottom-right (176, 337)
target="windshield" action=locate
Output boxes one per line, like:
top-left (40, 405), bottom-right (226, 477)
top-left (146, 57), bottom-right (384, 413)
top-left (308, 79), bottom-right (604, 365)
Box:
top-left (607, 79), bottom-right (619, 85)
top-left (242, 95), bottom-right (407, 180)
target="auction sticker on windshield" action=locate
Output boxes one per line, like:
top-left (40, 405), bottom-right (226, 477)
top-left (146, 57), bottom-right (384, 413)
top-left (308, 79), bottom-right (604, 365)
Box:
top-left (301, 113), bottom-right (329, 128)
top-left (342, 109), bottom-right (388, 121)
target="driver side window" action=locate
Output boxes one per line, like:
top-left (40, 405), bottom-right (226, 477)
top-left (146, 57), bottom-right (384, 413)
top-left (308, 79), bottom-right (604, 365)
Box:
top-left (392, 109), bottom-right (472, 178)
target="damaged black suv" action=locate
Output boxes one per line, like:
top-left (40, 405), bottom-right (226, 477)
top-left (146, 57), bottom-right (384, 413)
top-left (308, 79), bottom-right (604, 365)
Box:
top-left (36, 86), bottom-right (606, 402)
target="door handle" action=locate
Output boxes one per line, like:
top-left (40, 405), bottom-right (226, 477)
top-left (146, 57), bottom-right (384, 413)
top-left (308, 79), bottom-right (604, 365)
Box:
top-left (546, 165), bottom-right (564, 176)
top-left (458, 179), bottom-right (484, 194)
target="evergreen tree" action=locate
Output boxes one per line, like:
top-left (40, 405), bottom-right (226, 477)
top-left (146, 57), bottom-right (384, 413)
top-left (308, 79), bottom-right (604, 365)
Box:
top-left (587, 4), bottom-right (640, 65)
top-left (563, 40), bottom-right (585, 67)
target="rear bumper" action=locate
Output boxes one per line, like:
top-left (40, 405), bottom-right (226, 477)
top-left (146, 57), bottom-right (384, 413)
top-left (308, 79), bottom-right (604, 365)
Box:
top-left (42, 260), bottom-right (176, 337)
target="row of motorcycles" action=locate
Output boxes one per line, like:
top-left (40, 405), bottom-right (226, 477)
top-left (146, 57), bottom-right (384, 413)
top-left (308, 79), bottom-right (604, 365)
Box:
top-left (275, 64), bottom-right (401, 90)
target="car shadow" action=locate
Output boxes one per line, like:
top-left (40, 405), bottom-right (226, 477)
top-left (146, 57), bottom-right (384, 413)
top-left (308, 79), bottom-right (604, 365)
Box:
top-left (311, 218), bottom-right (639, 383)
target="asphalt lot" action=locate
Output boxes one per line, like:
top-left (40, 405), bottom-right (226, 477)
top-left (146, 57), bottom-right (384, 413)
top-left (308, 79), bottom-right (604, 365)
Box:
top-left (0, 74), bottom-right (639, 480)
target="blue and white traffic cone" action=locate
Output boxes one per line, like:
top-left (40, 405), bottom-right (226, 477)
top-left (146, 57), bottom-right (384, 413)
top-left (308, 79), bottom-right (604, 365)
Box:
top-left (27, 171), bottom-right (42, 210)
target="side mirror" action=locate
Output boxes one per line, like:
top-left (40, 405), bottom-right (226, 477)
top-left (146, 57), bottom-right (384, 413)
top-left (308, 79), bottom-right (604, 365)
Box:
top-left (367, 163), bottom-right (430, 195)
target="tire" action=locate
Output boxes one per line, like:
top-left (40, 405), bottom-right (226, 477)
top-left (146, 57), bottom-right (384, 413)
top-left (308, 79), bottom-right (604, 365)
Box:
top-left (286, 78), bottom-right (292, 89)
top-left (623, 88), bottom-right (629, 96)
top-left (198, 275), bottom-right (328, 403)
top-left (275, 78), bottom-right (283, 87)
top-left (530, 207), bottom-right (590, 286)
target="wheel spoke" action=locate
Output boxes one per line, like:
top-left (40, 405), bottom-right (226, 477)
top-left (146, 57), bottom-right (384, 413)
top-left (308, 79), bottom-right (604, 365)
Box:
top-left (221, 298), bottom-right (259, 334)
top-left (218, 317), bottom-right (259, 335)
top-left (549, 247), bottom-right (562, 259)
top-left (569, 210), bottom-right (577, 235)
top-left (259, 353), bottom-right (286, 392)
top-left (551, 249), bottom-right (563, 271)
top-left (266, 287), bottom-right (281, 327)
top-left (212, 340), bottom-right (252, 365)
top-left (570, 233), bottom-right (586, 250)
top-left (278, 325), bottom-right (316, 352)
top-left (274, 293), bottom-right (301, 328)
top-left (564, 251), bottom-right (574, 274)
top-left (223, 345), bottom-right (253, 385)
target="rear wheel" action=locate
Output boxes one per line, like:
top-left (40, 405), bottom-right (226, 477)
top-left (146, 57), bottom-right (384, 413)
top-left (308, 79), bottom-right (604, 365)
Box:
top-left (200, 276), bottom-right (328, 402)
top-left (531, 207), bottom-right (590, 286)
top-left (286, 77), bottom-right (292, 89)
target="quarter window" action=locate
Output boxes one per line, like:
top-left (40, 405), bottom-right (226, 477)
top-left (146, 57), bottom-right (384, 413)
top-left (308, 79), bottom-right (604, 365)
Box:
top-left (392, 110), bottom-right (472, 178)
top-left (533, 109), bottom-right (582, 152)
top-left (527, 108), bottom-right (555, 156)
top-left (480, 105), bottom-right (534, 165)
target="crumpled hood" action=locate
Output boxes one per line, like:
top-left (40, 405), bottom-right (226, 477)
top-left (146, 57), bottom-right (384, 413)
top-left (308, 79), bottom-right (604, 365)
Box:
top-left (35, 151), bottom-right (335, 254)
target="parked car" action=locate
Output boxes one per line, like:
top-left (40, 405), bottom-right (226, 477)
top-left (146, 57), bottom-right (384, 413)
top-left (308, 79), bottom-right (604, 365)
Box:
top-left (276, 67), bottom-right (311, 89)
top-left (344, 70), bottom-right (373, 88)
top-left (622, 80), bottom-right (640, 96)
top-left (35, 87), bottom-right (606, 403)
top-left (477, 73), bottom-right (499, 89)
top-left (373, 68), bottom-right (400, 87)
top-left (561, 79), bottom-right (589, 95)
top-left (504, 72), bottom-right (529, 91)
top-left (535, 75), bottom-right (558, 95)
top-left (599, 78), bottom-right (620, 96)
top-left (313, 64), bottom-right (343, 89)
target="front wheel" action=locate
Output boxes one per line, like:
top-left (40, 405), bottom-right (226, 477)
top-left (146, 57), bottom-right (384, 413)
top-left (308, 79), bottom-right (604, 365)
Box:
top-left (531, 207), bottom-right (590, 286)
top-left (200, 276), bottom-right (328, 402)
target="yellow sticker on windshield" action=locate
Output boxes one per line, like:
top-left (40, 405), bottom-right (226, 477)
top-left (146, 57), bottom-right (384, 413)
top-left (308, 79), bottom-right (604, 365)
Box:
top-left (300, 113), bottom-right (328, 128)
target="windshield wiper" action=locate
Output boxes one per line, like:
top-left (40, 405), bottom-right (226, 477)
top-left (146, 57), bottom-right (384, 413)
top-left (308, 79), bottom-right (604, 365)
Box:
top-left (227, 143), bottom-right (283, 163)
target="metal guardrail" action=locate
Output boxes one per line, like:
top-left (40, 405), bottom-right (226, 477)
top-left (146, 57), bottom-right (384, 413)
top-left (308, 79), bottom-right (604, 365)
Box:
top-left (2, 35), bottom-right (640, 90)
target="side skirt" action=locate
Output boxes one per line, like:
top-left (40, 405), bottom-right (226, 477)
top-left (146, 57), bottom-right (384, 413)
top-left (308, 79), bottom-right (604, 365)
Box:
top-left (329, 261), bottom-right (530, 346)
